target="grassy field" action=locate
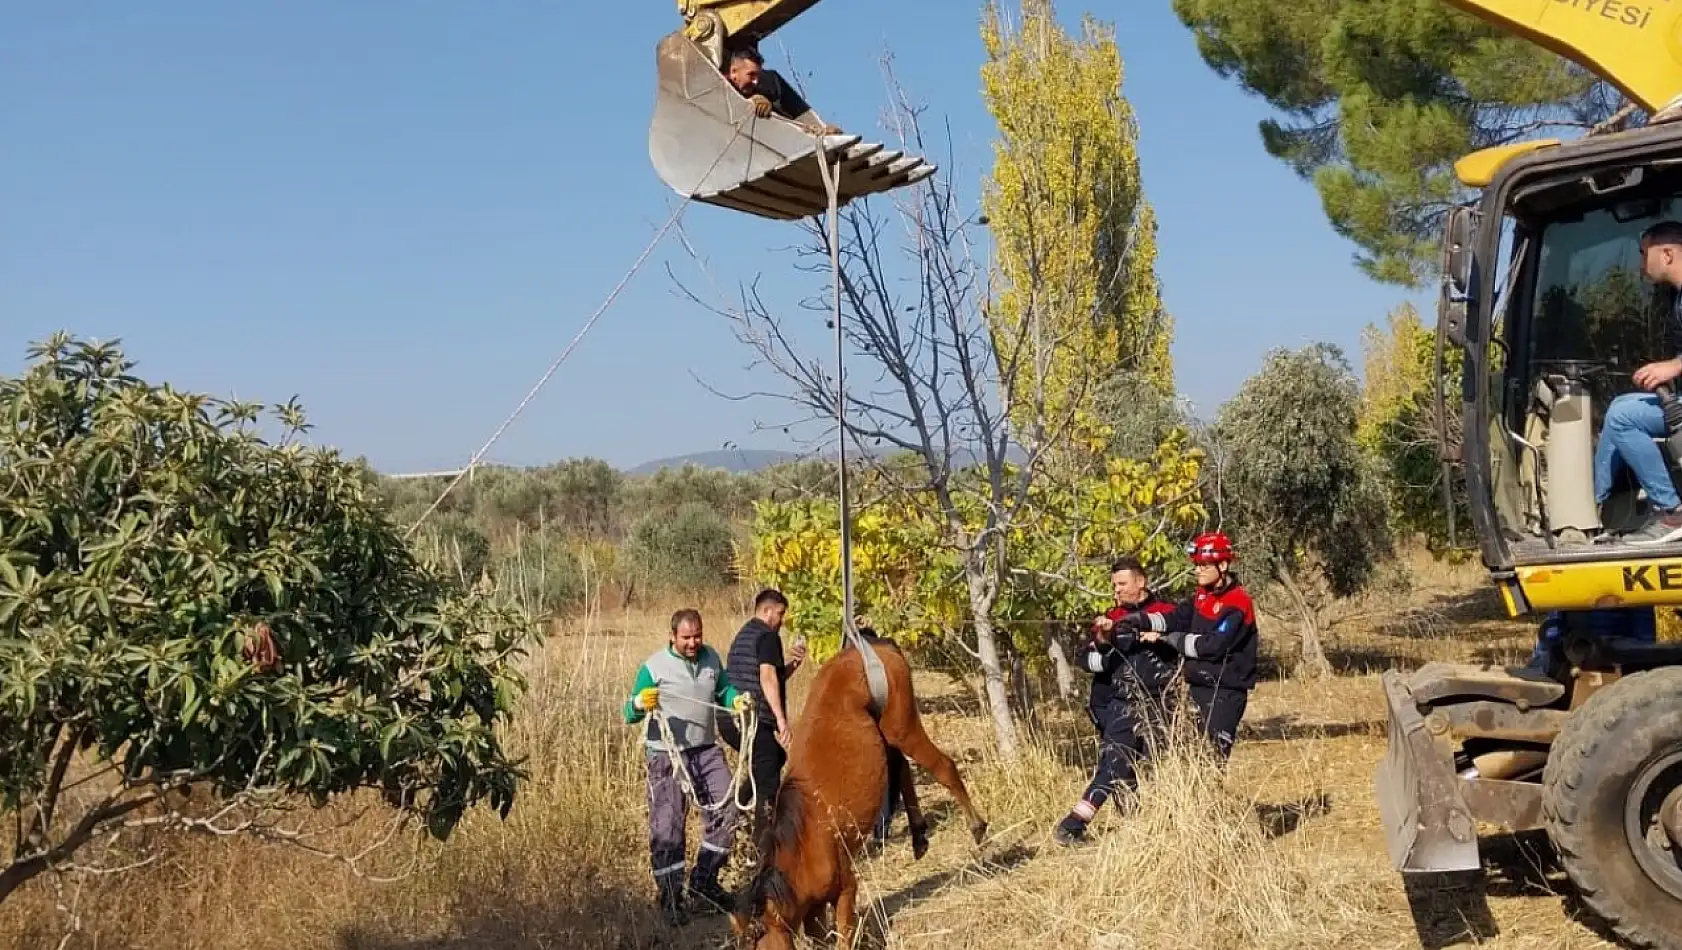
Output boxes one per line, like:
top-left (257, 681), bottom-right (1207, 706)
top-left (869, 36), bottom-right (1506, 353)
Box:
top-left (1, 557), bottom-right (1637, 949)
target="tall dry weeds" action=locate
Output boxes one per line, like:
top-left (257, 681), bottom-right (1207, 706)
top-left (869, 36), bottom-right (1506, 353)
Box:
top-left (845, 689), bottom-right (1374, 950)
top-left (0, 572), bottom-right (1602, 950)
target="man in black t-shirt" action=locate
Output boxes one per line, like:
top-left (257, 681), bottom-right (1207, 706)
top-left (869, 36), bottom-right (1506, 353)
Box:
top-left (723, 588), bottom-right (806, 822)
top-left (723, 47), bottom-right (841, 136)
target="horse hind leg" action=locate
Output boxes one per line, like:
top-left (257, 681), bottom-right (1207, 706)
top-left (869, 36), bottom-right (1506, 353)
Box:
top-left (877, 694), bottom-right (988, 845)
top-left (889, 747), bottom-right (931, 859)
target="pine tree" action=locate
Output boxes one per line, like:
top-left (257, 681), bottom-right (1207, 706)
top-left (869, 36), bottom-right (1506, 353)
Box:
top-left (1173, 0), bottom-right (1623, 286)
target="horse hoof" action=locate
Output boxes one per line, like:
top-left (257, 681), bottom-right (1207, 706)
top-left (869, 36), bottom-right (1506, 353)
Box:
top-left (912, 832), bottom-right (930, 860)
top-left (970, 820), bottom-right (989, 845)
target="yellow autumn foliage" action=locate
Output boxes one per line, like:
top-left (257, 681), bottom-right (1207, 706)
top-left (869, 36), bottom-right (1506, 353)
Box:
top-left (981, 0), bottom-right (1173, 463)
top-left (740, 433), bottom-right (1205, 662)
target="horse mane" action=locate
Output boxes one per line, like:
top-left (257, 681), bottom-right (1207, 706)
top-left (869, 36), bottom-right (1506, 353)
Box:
top-left (741, 776), bottom-right (807, 915)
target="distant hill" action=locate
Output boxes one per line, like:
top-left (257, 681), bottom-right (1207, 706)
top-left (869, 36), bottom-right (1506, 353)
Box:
top-left (628, 448), bottom-right (803, 475)
top-left (628, 442), bottom-right (1032, 476)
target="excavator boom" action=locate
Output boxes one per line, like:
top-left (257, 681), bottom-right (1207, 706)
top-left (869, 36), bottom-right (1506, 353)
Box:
top-left (1444, 0), bottom-right (1682, 115)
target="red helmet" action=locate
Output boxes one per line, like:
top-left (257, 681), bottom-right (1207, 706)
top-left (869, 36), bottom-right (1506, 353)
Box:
top-left (1187, 531), bottom-right (1235, 565)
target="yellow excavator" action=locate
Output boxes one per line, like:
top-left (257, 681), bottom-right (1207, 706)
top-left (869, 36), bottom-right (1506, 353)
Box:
top-left (1377, 2), bottom-right (1682, 946)
top-left (648, 0), bottom-right (937, 220)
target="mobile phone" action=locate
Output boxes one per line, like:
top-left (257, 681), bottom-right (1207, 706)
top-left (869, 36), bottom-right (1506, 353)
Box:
top-left (793, 635), bottom-right (808, 652)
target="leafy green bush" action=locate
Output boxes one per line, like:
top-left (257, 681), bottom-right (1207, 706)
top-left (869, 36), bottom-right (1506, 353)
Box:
top-left (0, 336), bottom-right (539, 903)
top-left (491, 527), bottom-right (585, 617)
top-left (625, 502), bottom-right (738, 593)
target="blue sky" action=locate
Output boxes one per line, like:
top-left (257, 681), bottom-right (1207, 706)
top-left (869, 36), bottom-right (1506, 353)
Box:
top-left (3, 3), bottom-right (1431, 473)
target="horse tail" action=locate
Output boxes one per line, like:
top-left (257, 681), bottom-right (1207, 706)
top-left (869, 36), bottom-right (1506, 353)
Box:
top-left (741, 778), bottom-right (805, 916)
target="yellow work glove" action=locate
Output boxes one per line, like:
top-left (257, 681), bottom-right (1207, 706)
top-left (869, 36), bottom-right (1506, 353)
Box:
top-left (635, 687), bottom-right (660, 712)
top-left (732, 693), bottom-right (755, 715)
top-left (749, 94), bottom-right (773, 118)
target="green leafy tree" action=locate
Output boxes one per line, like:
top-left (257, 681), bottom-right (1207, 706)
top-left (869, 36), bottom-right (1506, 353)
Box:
top-left (627, 463), bottom-right (761, 522)
top-left (0, 336), bottom-right (538, 904)
top-left (491, 526), bottom-right (586, 616)
top-left (1357, 302), bottom-right (1469, 551)
top-left (1214, 343), bottom-right (1393, 677)
top-left (744, 434), bottom-right (1204, 699)
top-left (1173, 0), bottom-right (1622, 285)
top-left (626, 502), bottom-right (739, 594)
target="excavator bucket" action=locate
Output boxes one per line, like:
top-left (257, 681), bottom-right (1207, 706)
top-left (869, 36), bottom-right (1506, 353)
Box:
top-left (648, 32), bottom-right (937, 221)
top-left (1374, 669), bottom-right (1482, 874)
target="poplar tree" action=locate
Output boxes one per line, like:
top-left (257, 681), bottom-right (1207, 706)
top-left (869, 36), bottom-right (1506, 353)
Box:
top-left (981, 0), bottom-right (1173, 459)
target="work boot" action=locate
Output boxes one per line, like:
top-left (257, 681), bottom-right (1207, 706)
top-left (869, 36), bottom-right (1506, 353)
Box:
top-left (688, 874), bottom-right (732, 915)
top-left (688, 849), bottom-right (732, 915)
top-left (1053, 815), bottom-right (1090, 847)
top-left (657, 875), bottom-right (688, 927)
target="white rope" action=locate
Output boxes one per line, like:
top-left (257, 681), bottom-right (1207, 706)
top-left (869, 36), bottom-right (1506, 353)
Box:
top-left (651, 699), bottom-right (760, 814)
top-left (404, 120), bottom-right (751, 538)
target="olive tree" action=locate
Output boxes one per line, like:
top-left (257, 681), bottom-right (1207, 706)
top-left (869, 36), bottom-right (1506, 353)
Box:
top-left (1211, 342), bottom-right (1393, 677)
top-left (0, 335), bottom-right (539, 906)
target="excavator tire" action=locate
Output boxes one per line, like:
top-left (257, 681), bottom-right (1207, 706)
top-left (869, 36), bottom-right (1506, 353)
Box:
top-left (1542, 667), bottom-right (1682, 950)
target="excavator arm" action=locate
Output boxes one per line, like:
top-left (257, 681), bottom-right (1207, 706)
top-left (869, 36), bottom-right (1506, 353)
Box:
top-left (1443, 0), bottom-right (1682, 117)
top-left (677, 0), bottom-right (825, 60)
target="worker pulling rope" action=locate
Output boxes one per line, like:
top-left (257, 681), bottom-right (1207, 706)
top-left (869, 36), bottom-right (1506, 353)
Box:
top-left (652, 697), bottom-right (760, 814)
top-left (403, 119), bottom-right (753, 539)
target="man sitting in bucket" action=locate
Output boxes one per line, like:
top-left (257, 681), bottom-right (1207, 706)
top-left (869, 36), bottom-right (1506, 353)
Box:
top-left (724, 46), bottom-right (841, 135)
top-left (624, 608), bottom-right (756, 925)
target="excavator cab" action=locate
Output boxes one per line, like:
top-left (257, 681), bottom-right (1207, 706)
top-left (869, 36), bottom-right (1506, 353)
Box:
top-left (1377, 88), bottom-right (1682, 950)
top-left (648, 0), bottom-right (937, 221)
top-left (1373, 5), bottom-right (1682, 946)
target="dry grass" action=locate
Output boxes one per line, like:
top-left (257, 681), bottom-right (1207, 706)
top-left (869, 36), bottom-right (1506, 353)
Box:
top-left (0, 559), bottom-right (1639, 950)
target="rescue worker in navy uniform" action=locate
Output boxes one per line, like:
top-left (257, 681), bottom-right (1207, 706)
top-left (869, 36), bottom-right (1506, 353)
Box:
top-left (1053, 557), bottom-right (1178, 845)
top-left (1127, 531), bottom-right (1258, 760)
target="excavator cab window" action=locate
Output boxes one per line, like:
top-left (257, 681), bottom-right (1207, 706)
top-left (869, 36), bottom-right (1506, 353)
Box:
top-left (1468, 156), bottom-right (1682, 561)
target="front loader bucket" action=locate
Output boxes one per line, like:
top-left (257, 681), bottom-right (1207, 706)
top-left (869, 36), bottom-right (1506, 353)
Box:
top-left (648, 32), bottom-right (937, 221)
top-left (1374, 669), bottom-right (1482, 874)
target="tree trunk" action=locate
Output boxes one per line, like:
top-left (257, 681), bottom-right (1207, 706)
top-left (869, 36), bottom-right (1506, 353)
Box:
top-left (1277, 567), bottom-right (1333, 679)
top-left (974, 615), bottom-right (1021, 759)
top-left (1045, 630), bottom-right (1074, 701)
top-left (964, 564), bottom-right (1021, 759)
top-left (1005, 643), bottom-right (1039, 736)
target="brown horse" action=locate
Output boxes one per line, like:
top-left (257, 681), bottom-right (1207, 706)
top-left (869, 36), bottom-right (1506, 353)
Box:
top-left (731, 634), bottom-right (988, 948)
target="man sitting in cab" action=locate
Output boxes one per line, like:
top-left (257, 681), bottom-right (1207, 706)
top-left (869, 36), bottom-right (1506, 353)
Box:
top-left (724, 46), bottom-right (841, 135)
top-left (1591, 221), bottom-right (1682, 544)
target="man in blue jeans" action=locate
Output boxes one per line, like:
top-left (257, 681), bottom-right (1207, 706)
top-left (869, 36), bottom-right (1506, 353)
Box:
top-left (1593, 220), bottom-right (1682, 545)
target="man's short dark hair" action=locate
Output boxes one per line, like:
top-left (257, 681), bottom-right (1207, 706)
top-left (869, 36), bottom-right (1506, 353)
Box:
top-left (1109, 556), bottom-right (1146, 577)
top-left (1641, 220), bottom-right (1682, 248)
top-left (729, 46), bottom-right (764, 67)
top-left (670, 608), bottom-right (702, 633)
top-left (754, 588), bottom-right (788, 610)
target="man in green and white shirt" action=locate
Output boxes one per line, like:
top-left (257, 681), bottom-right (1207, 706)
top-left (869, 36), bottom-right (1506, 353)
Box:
top-left (624, 608), bottom-right (753, 925)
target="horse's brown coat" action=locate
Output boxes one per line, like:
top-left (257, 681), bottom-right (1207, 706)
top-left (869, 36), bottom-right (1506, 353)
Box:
top-left (732, 637), bottom-right (987, 948)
